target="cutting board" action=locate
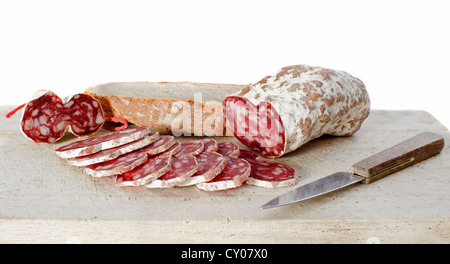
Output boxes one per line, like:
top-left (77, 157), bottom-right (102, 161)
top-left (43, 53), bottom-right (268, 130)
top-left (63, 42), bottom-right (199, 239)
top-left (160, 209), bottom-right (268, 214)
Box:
top-left (1, 108), bottom-right (449, 243)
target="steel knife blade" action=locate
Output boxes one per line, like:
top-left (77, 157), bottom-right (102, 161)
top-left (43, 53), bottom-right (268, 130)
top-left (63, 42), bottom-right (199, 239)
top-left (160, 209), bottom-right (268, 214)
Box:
top-left (261, 132), bottom-right (444, 209)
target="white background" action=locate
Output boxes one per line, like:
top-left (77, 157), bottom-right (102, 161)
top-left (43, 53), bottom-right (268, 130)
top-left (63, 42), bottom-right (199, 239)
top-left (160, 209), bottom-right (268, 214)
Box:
top-left (1, 0), bottom-right (449, 128)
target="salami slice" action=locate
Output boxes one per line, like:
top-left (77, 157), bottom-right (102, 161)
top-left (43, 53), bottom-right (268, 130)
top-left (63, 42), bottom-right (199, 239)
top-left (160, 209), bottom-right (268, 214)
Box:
top-left (217, 142), bottom-right (240, 158)
top-left (177, 151), bottom-right (227, 186)
top-left (55, 126), bottom-right (152, 158)
top-left (85, 146), bottom-right (149, 177)
top-left (239, 149), bottom-right (297, 188)
top-left (161, 141), bottom-right (182, 156)
top-left (85, 135), bottom-right (175, 177)
top-left (66, 133), bottom-right (159, 166)
top-left (116, 153), bottom-right (172, 187)
top-left (145, 153), bottom-right (198, 189)
top-left (178, 140), bottom-right (204, 156)
top-left (137, 135), bottom-right (177, 156)
top-left (238, 148), bottom-right (259, 160)
top-left (144, 141), bottom-right (202, 188)
top-left (20, 90), bottom-right (105, 143)
top-left (201, 138), bottom-right (218, 152)
top-left (223, 65), bottom-right (370, 157)
top-left (196, 156), bottom-right (250, 192)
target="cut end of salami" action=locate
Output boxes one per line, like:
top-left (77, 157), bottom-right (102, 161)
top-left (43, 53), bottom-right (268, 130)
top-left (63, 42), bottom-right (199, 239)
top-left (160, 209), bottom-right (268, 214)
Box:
top-left (20, 90), bottom-right (105, 144)
top-left (223, 97), bottom-right (285, 158)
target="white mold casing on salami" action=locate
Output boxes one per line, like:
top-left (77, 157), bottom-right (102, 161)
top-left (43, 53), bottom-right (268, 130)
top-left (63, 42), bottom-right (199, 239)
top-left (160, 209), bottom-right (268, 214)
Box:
top-left (223, 65), bottom-right (370, 158)
top-left (20, 90), bottom-right (105, 144)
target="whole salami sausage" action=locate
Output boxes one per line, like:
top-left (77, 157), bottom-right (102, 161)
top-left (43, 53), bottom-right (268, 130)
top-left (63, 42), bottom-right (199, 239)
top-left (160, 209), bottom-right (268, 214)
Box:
top-left (223, 65), bottom-right (370, 158)
top-left (21, 90), bottom-right (105, 143)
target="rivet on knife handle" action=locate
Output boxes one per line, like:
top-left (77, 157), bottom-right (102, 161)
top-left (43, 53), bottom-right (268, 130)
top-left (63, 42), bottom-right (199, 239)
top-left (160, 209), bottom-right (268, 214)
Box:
top-left (350, 132), bottom-right (445, 184)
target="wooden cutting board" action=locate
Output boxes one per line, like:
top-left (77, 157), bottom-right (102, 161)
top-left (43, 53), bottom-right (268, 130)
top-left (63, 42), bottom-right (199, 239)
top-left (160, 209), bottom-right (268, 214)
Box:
top-left (1, 107), bottom-right (449, 243)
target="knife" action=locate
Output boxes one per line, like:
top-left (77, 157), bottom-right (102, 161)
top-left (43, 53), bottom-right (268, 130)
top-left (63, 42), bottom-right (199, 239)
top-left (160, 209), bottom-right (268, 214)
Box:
top-left (261, 132), bottom-right (445, 209)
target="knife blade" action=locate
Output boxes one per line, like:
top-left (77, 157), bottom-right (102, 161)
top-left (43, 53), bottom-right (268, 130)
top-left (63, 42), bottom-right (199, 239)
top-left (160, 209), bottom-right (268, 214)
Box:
top-left (261, 132), bottom-right (445, 209)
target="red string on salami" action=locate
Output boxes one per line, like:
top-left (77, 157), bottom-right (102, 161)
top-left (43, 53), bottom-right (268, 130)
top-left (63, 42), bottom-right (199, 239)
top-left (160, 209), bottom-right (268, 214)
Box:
top-left (5, 103), bottom-right (26, 118)
top-left (103, 117), bottom-right (129, 131)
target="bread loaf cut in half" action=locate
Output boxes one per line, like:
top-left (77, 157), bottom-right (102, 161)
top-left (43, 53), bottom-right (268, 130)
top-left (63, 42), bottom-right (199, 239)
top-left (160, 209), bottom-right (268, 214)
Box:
top-left (85, 82), bottom-right (246, 136)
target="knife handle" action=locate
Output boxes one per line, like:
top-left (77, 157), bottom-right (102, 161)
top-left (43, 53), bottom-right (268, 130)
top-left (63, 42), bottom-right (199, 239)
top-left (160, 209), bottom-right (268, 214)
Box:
top-left (350, 132), bottom-right (444, 184)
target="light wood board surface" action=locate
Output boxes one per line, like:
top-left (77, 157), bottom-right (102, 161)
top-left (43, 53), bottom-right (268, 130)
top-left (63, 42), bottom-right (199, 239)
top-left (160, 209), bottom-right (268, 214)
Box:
top-left (1, 108), bottom-right (449, 243)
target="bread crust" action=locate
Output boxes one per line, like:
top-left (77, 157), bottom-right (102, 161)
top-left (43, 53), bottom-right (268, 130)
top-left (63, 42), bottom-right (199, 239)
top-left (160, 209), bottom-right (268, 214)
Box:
top-left (85, 82), bottom-right (246, 136)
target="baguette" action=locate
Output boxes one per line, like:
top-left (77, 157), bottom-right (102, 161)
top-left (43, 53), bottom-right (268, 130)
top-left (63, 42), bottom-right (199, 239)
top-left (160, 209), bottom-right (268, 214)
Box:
top-left (85, 82), bottom-right (246, 136)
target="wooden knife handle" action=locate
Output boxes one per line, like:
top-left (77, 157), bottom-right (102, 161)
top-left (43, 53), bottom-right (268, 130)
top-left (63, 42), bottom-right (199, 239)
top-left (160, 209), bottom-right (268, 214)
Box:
top-left (350, 132), bottom-right (444, 184)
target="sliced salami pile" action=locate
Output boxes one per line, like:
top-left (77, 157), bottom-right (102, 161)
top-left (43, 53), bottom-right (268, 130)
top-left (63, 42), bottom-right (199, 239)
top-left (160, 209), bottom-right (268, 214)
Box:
top-left (87, 135), bottom-right (177, 178)
top-left (196, 142), bottom-right (250, 191)
top-left (55, 127), bottom-right (298, 191)
top-left (66, 132), bottom-right (160, 166)
top-left (55, 126), bottom-right (154, 158)
top-left (145, 140), bottom-right (203, 188)
top-left (178, 139), bottom-right (226, 187)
